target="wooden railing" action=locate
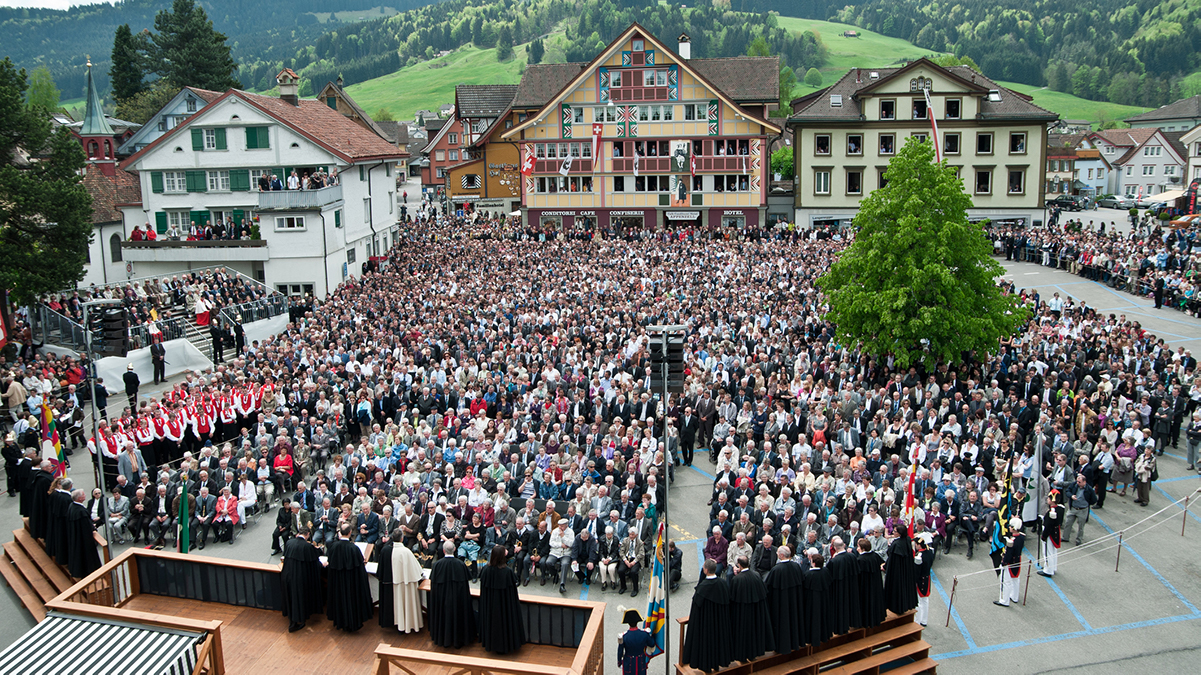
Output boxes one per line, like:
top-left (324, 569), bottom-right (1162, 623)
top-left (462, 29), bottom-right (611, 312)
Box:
top-left (372, 647), bottom-right (576, 675)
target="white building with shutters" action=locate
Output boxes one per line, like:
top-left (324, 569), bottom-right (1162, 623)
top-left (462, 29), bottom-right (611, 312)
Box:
top-left (117, 70), bottom-right (405, 298)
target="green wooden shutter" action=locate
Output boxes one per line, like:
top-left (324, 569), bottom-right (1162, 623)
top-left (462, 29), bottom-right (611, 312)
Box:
top-left (334, 209), bottom-right (342, 228)
top-left (214, 128), bottom-right (227, 150)
top-left (245, 127), bottom-right (258, 149)
top-left (150, 172), bottom-right (164, 193)
top-left (190, 210), bottom-right (210, 226)
top-left (326, 96), bottom-right (337, 110)
top-left (229, 169), bottom-right (250, 191)
top-left (232, 209), bottom-right (245, 227)
top-left (186, 170), bottom-right (207, 192)
top-left (154, 212), bottom-right (168, 234)
top-left (191, 128), bottom-right (204, 151)
top-left (257, 127), bottom-right (270, 149)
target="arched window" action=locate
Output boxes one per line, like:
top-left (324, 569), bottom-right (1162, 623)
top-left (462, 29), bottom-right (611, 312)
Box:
top-left (103, 140), bottom-right (112, 157)
top-left (110, 232), bottom-right (122, 262)
top-left (87, 141), bottom-right (99, 158)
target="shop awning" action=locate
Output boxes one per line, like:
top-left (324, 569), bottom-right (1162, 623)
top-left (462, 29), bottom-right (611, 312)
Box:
top-left (0, 613), bottom-right (203, 675)
top-left (1155, 188), bottom-right (1187, 202)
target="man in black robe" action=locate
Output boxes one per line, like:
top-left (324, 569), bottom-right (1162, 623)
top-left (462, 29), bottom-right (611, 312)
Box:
top-left (375, 531), bottom-right (396, 629)
top-left (478, 545), bottom-right (525, 654)
top-left (27, 460), bottom-right (54, 541)
top-left (728, 556), bottom-right (773, 663)
top-left (429, 540), bottom-right (476, 648)
top-left (681, 558), bottom-right (733, 672)
top-left (65, 490), bottom-right (102, 578)
top-left (16, 449), bottom-right (36, 517)
top-left (856, 538), bottom-right (886, 628)
top-left (826, 536), bottom-right (861, 634)
top-left (280, 527), bottom-right (324, 632)
top-left (47, 477), bottom-right (75, 565)
top-left (763, 546), bottom-right (805, 655)
top-left (883, 527), bottom-right (917, 616)
top-left (325, 523), bottom-right (373, 631)
top-left (802, 551), bottom-right (831, 647)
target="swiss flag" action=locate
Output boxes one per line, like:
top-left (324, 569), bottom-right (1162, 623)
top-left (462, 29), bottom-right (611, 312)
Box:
top-left (690, 154), bottom-right (696, 177)
top-left (520, 153), bottom-right (535, 176)
top-left (591, 123), bottom-right (603, 165)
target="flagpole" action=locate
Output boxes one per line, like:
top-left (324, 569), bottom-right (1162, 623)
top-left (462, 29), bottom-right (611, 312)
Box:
top-left (660, 328), bottom-right (669, 674)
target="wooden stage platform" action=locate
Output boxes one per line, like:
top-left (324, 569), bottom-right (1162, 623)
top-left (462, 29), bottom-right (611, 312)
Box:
top-left (123, 595), bottom-right (576, 675)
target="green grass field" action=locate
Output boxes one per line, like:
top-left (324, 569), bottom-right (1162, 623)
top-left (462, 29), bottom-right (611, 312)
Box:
top-left (778, 16), bottom-right (946, 98)
top-left (996, 81), bottom-right (1150, 126)
top-left (344, 30), bottom-right (568, 122)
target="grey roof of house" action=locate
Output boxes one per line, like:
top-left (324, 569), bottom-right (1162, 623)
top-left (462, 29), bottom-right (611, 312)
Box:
top-left (456, 85), bottom-right (519, 117)
top-left (1125, 95), bottom-right (1201, 123)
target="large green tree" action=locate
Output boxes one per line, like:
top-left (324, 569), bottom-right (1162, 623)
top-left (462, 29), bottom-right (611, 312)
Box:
top-left (25, 65), bottom-right (60, 111)
top-left (115, 78), bottom-right (179, 126)
top-left (148, 0), bottom-right (239, 91)
top-left (109, 23), bottom-right (146, 104)
top-left (817, 139), bottom-right (1025, 369)
top-left (0, 58), bottom-right (93, 309)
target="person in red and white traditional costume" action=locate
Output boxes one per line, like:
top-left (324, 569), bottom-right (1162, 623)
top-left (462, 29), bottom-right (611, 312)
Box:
top-left (93, 419), bottom-right (122, 491)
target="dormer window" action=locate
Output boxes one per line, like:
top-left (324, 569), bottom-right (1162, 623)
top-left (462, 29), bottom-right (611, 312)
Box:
top-left (632, 39), bottom-right (644, 51)
top-left (830, 94), bottom-right (843, 108)
top-left (186, 98), bottom-right (197, 113)
top-left (987, 90), bottom-right (1002, 102)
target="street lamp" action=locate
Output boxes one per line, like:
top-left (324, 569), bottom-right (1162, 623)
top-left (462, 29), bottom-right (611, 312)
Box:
top-left (83, 298), bottom-right (123, 561)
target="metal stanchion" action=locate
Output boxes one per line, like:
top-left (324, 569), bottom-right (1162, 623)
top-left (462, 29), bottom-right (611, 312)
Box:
top-left (1022, 559), bottom-right (1031, 606)
top-left (1115, 531), bottom-right (1123, 573)
top-left (945, 577), bottom-right (958, 628)
top-left (1183, 496), bottom-right (1191, 537)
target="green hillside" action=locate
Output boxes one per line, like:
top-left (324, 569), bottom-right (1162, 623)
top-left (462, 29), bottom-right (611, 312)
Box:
top-left (997, 81), bottom-right (1150, 127)
top-left (345, 44), bottom-right (526, 123)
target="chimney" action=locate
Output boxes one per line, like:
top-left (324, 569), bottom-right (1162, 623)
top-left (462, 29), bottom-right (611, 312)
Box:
top-left (855, 68), bottom-right (861, 83)
top-left (276, 68), bottom-right (300, 106)
top-left (678, 33), bottom-right (691, 60)
top-left (336, 75), bottom-right (344, 89)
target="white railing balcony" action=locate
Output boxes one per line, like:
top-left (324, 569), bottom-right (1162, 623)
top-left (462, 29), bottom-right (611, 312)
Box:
top-left (257, 184), bottom-right (343, 210)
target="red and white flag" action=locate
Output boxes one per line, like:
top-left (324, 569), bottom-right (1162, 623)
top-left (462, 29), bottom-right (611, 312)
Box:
top-left (520, 151), bottom-right (535, 177)
top-left (591, 123), bottom-right (603, 169)
top-left (633, 150), bottom-right (640, 177)
top-left (923, 87), bottom-right (941, 162)
top-left (690, 154), bottom-right (696, 177)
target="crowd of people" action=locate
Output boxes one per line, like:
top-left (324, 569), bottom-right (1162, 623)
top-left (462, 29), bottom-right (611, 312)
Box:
top-left (4, 211), bottom-right (1198, 666)
top-left (994, 216), bottom-right (1201, 314)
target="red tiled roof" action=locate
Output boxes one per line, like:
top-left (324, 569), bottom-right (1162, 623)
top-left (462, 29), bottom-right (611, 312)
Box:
top-left (1093, 128), bottom-right (1157, 148)
top-left (121, 90), bottom-right (406, 170)
top-left (185, 87), bottom-right (224, 103)
top-left (83, 167), bottom-right (141, 224)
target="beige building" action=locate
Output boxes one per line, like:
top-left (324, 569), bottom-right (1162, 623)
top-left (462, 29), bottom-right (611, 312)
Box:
top-left (788, 59), bottom-right (1058, 228)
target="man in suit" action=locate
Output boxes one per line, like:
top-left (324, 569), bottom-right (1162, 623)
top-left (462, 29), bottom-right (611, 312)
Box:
top-left (128, 487), bottom-right (155, 544)
top-left (104, 486), bottom-right (131, 544)
top-left (415, 502), bottom-right (445, 562)
top-left (750, 534), bottom-right (776, 577)
top-left (679, 406), bottom-right (699, 467)
top-left (312, 496), bottom-right (338, 548)
top-left (606, 509), bottom-right (629, 539)
top-left (696, 390), bottom-right (717, 453)
top-left (191, 486), bottom-right (218, 549)
top-left (355, 502), bottom-right (380, 544)
top-left (293, 481), bottom-right (316, 512)
top-left (117, 442), bottom-right (147, 485)
top-left (150, 338), bottom-right (167, 385)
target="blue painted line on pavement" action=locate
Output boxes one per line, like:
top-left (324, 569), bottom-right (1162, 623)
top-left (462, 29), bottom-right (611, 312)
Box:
top-left (1023, 550), bottom-right (1090, 630)
top-left (1090, 512), bottom-right (1199, 614)
top-left (931, 612), bottom-right (1201, 660)
top-left (688, 465), bottom-right (717, 481)
top-left (696, 540), bottom-right (705, 571)
top-left (1156, 475), bottom-right (1199, 484)
top-left (1154, 485), bottom-right (1201, 525)
top-left (579, 583), bottom-right (589, 601)
top-left (930, 569), bottom-right (976, 650)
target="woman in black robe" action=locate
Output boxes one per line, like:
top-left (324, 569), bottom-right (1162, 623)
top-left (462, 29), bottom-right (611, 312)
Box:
top-left (376, 535), bottom-right (396, 629)
top-left (478, 546), bottom-right (525, 654)
top-left (429, 542), bottom-right (476, 648)
top-left (681, 559), bottom-right (733, 673)
top-left (325, 527), bottom-right (374, 632)
top-left (856, 538), bottom-right (887, 628)
top-left (802, 553), bottom-right (831, 647)
top-left (65, 492), bottom-right (102, 579)
top-left (729, 558), bottom-right (774, 663)
top-left (280, 528), bottom-right (324, 632)
top-left (763, 551), bottom-right (804, 655)
top-left (883, 528), bottom-right (918, 616)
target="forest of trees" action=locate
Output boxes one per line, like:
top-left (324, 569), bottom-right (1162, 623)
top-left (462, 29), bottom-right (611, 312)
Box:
top-left (823, 0), bottom-right (1200, 108)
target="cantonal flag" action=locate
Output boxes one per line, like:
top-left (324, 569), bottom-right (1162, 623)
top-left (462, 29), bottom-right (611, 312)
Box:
top-left (643, 522), bottom-right (667, 658)
top-left (39, 402), bottom-right (66, 478)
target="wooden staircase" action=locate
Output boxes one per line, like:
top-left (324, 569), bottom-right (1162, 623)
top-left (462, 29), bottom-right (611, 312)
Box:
top-left (0, 521), bottom-right (84, 622)
top-left (676, 610), bottom-right (936, 675)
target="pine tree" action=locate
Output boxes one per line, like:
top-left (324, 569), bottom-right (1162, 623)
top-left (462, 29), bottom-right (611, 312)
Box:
top-left (110, 23), bottom-right (145, 103)
top-left (0, 58), bottom-right (93, 310)
top-left (148, 0), bottom-right (240, 91)
top-left (497, 25), bottom-right (514, 62)
top-left (528, 39), bottom-right (544, 65)
top-left (817, 139), bottom-right (1026, 368)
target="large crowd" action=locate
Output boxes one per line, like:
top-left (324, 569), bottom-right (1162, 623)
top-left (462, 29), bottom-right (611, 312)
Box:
top-left (4, 214), bottom-right (1198, 653)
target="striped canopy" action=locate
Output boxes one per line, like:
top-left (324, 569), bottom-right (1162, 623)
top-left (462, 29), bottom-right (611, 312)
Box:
top-left (0, 613), bottom-right (203, 675)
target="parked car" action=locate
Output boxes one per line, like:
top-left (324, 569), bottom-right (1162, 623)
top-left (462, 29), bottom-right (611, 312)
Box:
top-left (1048, 195), bottom-right (1085, 211)
top-left (1097, 196), bottom-right (1134, 209)
top-left (1135, 195), bottom-right (1161, 208)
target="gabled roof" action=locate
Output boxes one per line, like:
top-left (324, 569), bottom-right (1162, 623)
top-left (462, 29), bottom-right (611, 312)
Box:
top-left (1094, 128), bottom-right (1185, 166)
top-left (83, 168), bottom-right (141, 224)
top-left (117, 86), bottom-right (220, 155)
top-left (455, 85), bottom-right (518, 117)
top-left (503, 23), bottom-right (781, 139)
top-left (512, 63), bottom-right (587, 108)
top-left (316, 81), bottom-right (397, 149)
top-left (790, 62), bottom-right (1057, 122)
top-left (187, 87), bottom-right (225, 104)
top-left (689, 57), bottom-right (780, 102)
top-left (1125, 95), bottom-right (1201, 124)
top-left (121, 89), bottom-right (406, 170)
top-left (1091, 128), bottom-right (1157, 148)
top-left (422, 117), bottom-right (459, 154)
top-left (1048, 133), bottom-right (1084, 149)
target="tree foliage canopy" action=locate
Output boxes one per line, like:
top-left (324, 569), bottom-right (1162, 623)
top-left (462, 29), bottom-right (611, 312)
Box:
top-left (25, 65), bottom-right (60, 111)
top-left (817, 139), bottom-right (1025, 369)
top-left (0, 58), bottom-right (92, 306)
top-left (147, 0), bottom-right (239, 91)
top-left (109, 23), bottom-right (146, 104)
